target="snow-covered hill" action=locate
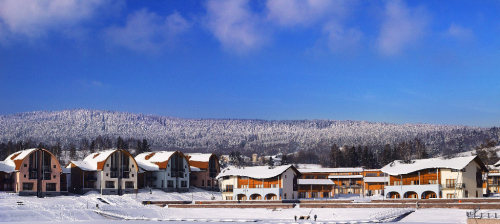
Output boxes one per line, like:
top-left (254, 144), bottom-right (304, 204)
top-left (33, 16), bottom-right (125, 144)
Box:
top-left (0, 109), bottom-right (497, 153)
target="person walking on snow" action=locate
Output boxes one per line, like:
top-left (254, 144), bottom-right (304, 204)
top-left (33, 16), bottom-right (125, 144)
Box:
top-left (314, 214), bottom-right (317, 221)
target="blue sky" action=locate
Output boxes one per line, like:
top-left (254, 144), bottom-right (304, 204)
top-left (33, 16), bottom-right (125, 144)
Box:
top-left (0, 0), bottom-right (499, 127)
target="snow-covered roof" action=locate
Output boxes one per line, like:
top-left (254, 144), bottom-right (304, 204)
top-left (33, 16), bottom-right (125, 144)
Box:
top-left (135, 151), bottom-right (176, 171)
top-left (495, 160), bottom-right (500, 167)
top-left (299, 167), bottom-right (363, 173)
top-left (69, 149), bottom-right (138, 171)
top-left (381, 156), bottom-right (487, 176)
top-left (190, 166), bottom-right (202, 172)
top-left (216, 165), bottom-right (300, 179)
top-left (186, 153), bottom-right (212, 162)
top-left (297, 179), bottom-right (335, 185)
top-left (0, 161), bottom-right (15, 172)
top-left (67, 161), bottom-right (96, 171)
top-left (363, 176), bottom-right (389, 183)
top-left (328, 175), bottom-right (364, 179)
top-left (3, 148), bottom-right (37, 169)
top-left (488, 173), bottom-right (500, 177)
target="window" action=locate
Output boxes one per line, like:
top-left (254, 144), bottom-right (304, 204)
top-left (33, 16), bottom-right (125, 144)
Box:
top-left (167, 180), bottom-right (173, 188)
top-left (24, 175), bottom-right (26, 178)
top-left (207, 181), bottom-right (211, 187)
top-left (46, 183), bottom-right (56, 191)
top-left (201, 180), bottom-right (204, 186)
top-left (53, 165), bottom-right (56, 168)
top-left (105, 181), bottom-right (115, 188)
top-left (226, 196), bottom-right (233, 200)
top-left (132, 174), bottom-right (134, 177)
top-left (225, 185), bottom-right (233, 192)
top-left (447, 193), bottom-right (455, 198)
top-left (107, 164), bottom-right (109, 167)
top-left (24, 164), bottom-right (27, 167)
top-left (429, 180), bottom-right (437, 184)
top-left (106, 173), bottom-right (108, 177)
top-left (465, 190), bottom-right (469, 198)
top-left (181, 181), bottom-right (187, 188)
top-left (53, 175), bottom-right (56, 179)
top-left (23, 183), bottom-right (34, 191)
top-left (132, 164), bottom-right (134, 168)
top-left (125, 182), bottom-right (134, 189)
top-left (446, 179), bottom-right (456, 188)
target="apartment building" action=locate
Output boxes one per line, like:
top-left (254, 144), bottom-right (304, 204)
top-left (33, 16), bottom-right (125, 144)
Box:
top-left (297, 168), bottom-right (335, 199)
top-left (186, 153), bottom-right (220, 190)
top-left (328, 168), bottom-right (364, 195)
top-left (363, 169), bottom-right (388, 196)
top-left (0, 148), bottom-right (63, 197)
top-left (381, 155), bottom-right (487, 199)
top-left (217, 165), bottom-right (300, 200)
top-left (67, 149), bottom-right (138, 195)
top-left (135, 151), bottom-right (190, 192)
top-left (486, 163), bottom-right (500, 195)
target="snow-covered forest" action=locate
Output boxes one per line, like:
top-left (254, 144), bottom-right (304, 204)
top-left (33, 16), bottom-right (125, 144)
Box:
top-left (0, 109), bottom-right (498, 157)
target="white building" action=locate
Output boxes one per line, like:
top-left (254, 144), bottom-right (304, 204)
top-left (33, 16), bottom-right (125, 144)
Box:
top-left (135, 151), bottom-right (190, 192)
top-left (381, 155), bottom-right (487, 199)
top-left (217, 165), bottom-right (300, 201)
top-left (67, 149), bottom-right (138, 195)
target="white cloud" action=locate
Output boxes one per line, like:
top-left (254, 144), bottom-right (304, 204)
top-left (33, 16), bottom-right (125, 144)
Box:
top-left (377, 0), bottom-right (430, 56)
top-left (444, 23), bottom-right (473, 41)
top-left (204, 0), bottom-right (268, 54)
top-left (266, 0), bottom-right (347, 27)
top-left (104, 9), bottom-right (190, 52)
top-left (0, 0), bottom-right (106, 41)
top-left (322, 21), bottom-right (363, 53)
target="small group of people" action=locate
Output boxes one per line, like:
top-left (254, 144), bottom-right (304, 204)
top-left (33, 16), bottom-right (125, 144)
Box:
top-left (294, 214), bottom-right (317, 221)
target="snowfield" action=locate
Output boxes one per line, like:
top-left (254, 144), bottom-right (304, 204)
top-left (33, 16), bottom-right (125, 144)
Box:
top-left (0, 189), bottom-right (486, 224)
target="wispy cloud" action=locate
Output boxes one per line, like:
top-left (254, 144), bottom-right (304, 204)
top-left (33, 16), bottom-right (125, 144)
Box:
top-left (377, 0), bottom-right (430, 56)
top-left (204, 0), bottom-right (269, 54)
top-left (105, 9), bottom-right (190, 53)
top-left (265, 0), bottom-right (347, 27)
top-left (322, 21), bottom-right (363, 53)
top-left (0, 0), bottom-right (108, 43)
top-left (444, 23), bottom-right (474, 41)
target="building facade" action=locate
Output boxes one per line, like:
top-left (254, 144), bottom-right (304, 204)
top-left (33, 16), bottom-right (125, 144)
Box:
top-left (186, 153), bottom-right (220, 190)
top-left (217, 165), bottom-right (300, 200)
top-left (135, 151), bottom-right (190, 192)
top-left (297, 168), bottom-right (335, 199)
top-left (0, 148), bottom-right (63, 197)
top-left (381, 156), bottom-right (487, 199)
top-left (363, 169), bottom-right (388, 196)
top-left (67, 149), bottom-right (139, 195)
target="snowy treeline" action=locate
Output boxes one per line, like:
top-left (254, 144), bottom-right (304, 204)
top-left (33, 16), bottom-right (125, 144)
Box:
top-left (0, 109), bottom-right (498, 155)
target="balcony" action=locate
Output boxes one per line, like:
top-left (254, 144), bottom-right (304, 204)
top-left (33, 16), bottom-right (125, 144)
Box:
top-left (85, 176), bottom-right (97, 181)
top-left (442, 183), bottom-right (465, 189)
top-left (29, 167), bottom-right (37, 172)
top-left (222, 188), bottom-right (233, 193)
top-left (42, 166), bottom-right (52, 173)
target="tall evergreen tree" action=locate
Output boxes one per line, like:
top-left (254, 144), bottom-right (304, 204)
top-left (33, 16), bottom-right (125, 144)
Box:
top-left (135, 140), bottom-right (143, 156)
top-left (69, 143), bottom-right (77, 160)
top-left (116, 136), bottom-right (125, 149)
top-left (142, 139), bottom-right (151, 152)
top-left (329, 144), bottom-right (341, 167)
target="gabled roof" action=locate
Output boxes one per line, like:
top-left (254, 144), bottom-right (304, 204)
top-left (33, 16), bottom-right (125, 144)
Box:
top-left (135, 151), bottom-right (190, 171)
top-left (2, 148), bottom-right (62, 173)
top-left (216, 165), bottom-right (300, 179)
top-left (186, 153), bottom-right (213, 162)
top-left (381, 155), bottom-right (488, 176)
top-left (298, 167), bottom-right (363, 173)
top-left (186, 153), bottom-right (218, 170)
top-left (3, 148), bottom-right (37, 171)
top-left (68, 149), bottom-right (138, 171)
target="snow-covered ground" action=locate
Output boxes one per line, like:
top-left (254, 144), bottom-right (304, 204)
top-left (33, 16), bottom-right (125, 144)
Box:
top-left (0, 189), bottom-right (491, 224)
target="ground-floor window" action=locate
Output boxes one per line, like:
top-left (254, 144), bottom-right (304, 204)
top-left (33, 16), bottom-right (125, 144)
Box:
top-left (299, 192), bottom-right (306, 198)
top-left (105, 181), bottom-right (115, 188)
top-left (207, 180), bottom-right (211, 187)
top-left (46, 183), bottom-right (56, 191)
top-left (125, 181), bottom-right (134, 189)
top-left (181, 181), bottom-right (187, 188)
top-left (447, 193), bottom-right (455, 198)
top-left (311, 192), bottom-right (318, 198)
top-left (23, 182), bottom-right (34, 191)
top-left (167, 180), bottom-right (173, 188)
top-left (226, 196), bottom-right (233, 200)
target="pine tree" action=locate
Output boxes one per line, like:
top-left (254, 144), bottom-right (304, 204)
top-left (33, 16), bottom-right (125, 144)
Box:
top-left (142, 139), bottom-right (151, 152)
top-left (135, 140), bottom-right (143, 156)
top-left (116, 136), bottom-right (125, 149)
top-left (69, 143), bottom-right (77, 161)
top-left (268, 157), bottom-right (274, 168)
top-left (329, 144), bottom-right (341, 167)
top-left (281, 154), bottom-right (289, 165)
